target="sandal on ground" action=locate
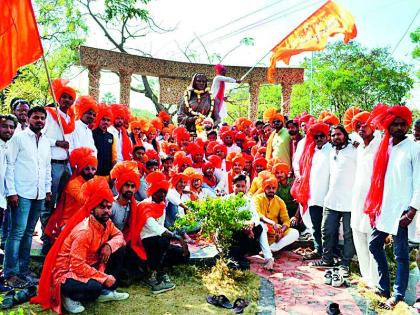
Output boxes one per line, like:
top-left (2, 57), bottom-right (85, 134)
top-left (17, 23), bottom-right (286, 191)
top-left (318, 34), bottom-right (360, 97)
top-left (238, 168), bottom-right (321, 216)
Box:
top-left (206, 294), bottom-right (233, 309)
top-left (233, 298), bottom-right (250, 314)
top-left (378, 297), bottom-right (399, 310)
top-left (303, 250), bottom-right (321, 260)
top-left (13, 285), bottom-right (37, 305)
top-left (326, 302), bottom-right (341, 315)
top-left (1, 289), bottom-right (15, 309)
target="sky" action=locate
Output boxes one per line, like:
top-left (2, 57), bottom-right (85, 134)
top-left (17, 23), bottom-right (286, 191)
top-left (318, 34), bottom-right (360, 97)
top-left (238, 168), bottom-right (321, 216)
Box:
top-left (68, 0), bottom-right (420, 111)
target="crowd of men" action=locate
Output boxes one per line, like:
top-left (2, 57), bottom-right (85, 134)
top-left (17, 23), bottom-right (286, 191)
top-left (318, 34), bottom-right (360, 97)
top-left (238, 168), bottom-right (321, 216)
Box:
top-left (0, 73), bottom-right (419, 314)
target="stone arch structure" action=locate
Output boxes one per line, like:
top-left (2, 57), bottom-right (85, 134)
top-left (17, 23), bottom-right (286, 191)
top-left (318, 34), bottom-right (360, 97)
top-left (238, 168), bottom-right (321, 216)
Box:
top-left (79, 46), bottom-right (304, 118)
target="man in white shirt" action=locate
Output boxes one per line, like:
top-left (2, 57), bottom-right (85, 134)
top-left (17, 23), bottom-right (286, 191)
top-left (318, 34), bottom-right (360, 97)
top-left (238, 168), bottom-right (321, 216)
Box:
top-left (366, 105), bottom-right (419, 309)
top-left (108, 104), bottom-right (131, 162)
top-left (165, 173), bottom-right (190, 230)
top-left (350, 112), bottom-right (380, 288)
top-left (10, 98), bottom-right (30, 134)
top-left (210, 64), bottom-right (240, 122)
top-left (138, 172), bottom-right (189, 294)
top-left (4, 106), bottom-right (52, 288)
top-left (311, 125), bottom-right (357, 276)
top-left (69, 96), bottom-right (98, 155)
top-left (0, 114), bottom-right (18, 256)
top-left (220, 130), bottom-right (241, 154)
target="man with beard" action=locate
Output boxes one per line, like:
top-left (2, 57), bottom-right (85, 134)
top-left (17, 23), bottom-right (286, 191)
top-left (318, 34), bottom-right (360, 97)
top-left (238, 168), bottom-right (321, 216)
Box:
top-left (178, 73), bottom-right (220, 133)
top-left (5, 106), bottom-right (52, 288)
top-left (412, 118), bottom-right (420, 142)
top-left (32, 177), bottom-right (128, 314)
top-left (108, 104), bottom-right (132, 162)
top-left (0, 114), bottom-right (17, 257)
top-left (136, 159), bottom-right (159, 201)
top-left (254, 176), bottom-right (299, 253)
top-left (264, 108), bottom-right (291, 168)
top-left (69, 96), bottom-right (98, 155)
top-left (350, 112), bottom-right (380, 289)
top-left (44, 147), bottom-right (98, 246)
top-left (165, 173), bottom-right (190, 230)
top-left (366, 105), bottom-right (419, 310)
top-left (93, 104), bottom-right (116, 176)
top-left (286, 119), bottom-right (303, 164)
top-left (10, 98), bottom-right (30, 134)
top-left (310, 125), bottom-right (356, 276)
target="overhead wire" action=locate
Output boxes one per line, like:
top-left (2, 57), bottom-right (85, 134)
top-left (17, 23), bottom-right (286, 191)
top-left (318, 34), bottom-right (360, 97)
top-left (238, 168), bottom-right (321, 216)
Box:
top-left (391, 7), bottom-right (420, 54)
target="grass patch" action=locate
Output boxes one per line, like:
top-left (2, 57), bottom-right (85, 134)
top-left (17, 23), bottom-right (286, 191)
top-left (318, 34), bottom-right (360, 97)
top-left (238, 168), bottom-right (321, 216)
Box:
top-left (1, 260), bottom-right (260, 315)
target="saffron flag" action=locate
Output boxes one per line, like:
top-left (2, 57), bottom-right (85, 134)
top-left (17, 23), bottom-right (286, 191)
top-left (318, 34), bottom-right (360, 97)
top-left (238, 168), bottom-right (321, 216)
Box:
top-left (267, 0), bottom-right (357, 82)
top-left (0, 0), bottom-right (43, 90)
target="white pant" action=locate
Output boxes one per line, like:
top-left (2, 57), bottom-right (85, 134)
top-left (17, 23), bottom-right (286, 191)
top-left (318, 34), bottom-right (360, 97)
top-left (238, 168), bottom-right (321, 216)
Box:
top-left (352, 229), bottom-right (379, 288)
top-left (260, 223), bottom-right (273, 260)
top-left (270, 228), bottom-right (300, 252)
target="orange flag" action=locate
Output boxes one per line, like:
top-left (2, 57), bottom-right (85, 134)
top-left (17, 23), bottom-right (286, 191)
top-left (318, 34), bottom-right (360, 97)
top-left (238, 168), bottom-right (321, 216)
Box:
top-left (0, 0), bottom-right (43, 90)
top-left (268, 0), bottom-right (356, 82)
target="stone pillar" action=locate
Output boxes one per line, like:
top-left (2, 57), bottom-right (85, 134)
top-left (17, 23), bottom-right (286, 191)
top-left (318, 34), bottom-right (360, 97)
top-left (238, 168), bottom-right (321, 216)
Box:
top-left (281, 83), bottom-right (292, 116)
top-left (87, 66), bottom-right (100, 101)
top-left (248, 81), bottom-right (260, 121)
top-left (119, 70), bottom-right (132, 106)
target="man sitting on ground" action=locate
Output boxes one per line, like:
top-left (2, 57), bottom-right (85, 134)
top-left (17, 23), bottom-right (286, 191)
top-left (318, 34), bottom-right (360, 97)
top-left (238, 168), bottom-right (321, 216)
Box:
top-left (32, 177), bottom-right (128, 314)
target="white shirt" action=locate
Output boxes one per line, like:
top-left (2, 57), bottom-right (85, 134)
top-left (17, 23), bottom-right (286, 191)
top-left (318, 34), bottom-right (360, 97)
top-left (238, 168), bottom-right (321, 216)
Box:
top-left (375, 138), bottom-right (419, 242)
top-left (292, 136), bottom-right (306, 178)
top-left (210, 75), bottom-right (236, 120)
top-left (0, 139), bottom-right (8, 208)
top-left (308, 142), bottom-right (332, 207)
top-left (140, 197), bottom-right (167, 239)
top-left (323, 144), bottom-right (357, 212)
top-left (108, 125), bottom-right (123, 162)
top-left (13, 123), bottom-right (26, 135)
top-left (69, 120), bottom-right (97, 156)
top-left (43, 108), bottom-right (71, 160)
top-left (226, 144), bottom-right (241, 154)
top-left (5, 128), bottom-right (52, 200)
top-left (350, 135), bottom-right (381, 233)
top-left (166, 188), bottom-right (190, 217)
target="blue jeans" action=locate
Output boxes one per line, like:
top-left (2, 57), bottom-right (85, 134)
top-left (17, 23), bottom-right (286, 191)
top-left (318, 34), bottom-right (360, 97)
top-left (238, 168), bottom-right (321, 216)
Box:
top-left (369, 226), bottom-right (409, 300)
top-left (164, 202), bottom-right (178, 229)
top-left (3, 196), bottom-right (44, 278)
top-left (309, 205), bottom-right (323, 253)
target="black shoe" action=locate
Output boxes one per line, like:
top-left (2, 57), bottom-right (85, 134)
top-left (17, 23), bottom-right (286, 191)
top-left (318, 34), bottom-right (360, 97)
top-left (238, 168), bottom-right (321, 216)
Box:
top-left (326, 302), bottom-right (341, 315)
top-left (309, 259), bottom-right (335, 268)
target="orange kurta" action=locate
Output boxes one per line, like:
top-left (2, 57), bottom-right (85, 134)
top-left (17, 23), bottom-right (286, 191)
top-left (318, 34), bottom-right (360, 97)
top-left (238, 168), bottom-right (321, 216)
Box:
top-left (61, 176), bottom-right (86, 226)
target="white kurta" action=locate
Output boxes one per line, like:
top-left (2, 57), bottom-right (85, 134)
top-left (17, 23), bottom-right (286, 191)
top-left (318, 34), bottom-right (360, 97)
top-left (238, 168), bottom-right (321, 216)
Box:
top-left (323, 144), bottom-right (357, 212)
top-left (292, 136), bottom-right (306, 178)
top-left (108, 125), bottom-right (123, 162)
top-left (375, 138), bottom-right (420, 242)
top-left (69, 120), bottom-right (97, 156)
top-left (43, 109), bottom-right (71, 160)
top-left (210, 75), bottom-right (237, 121)
top-left (351, 135), bottom-right (381, 233)
top-left (308, 142), bottom-right (332, 207)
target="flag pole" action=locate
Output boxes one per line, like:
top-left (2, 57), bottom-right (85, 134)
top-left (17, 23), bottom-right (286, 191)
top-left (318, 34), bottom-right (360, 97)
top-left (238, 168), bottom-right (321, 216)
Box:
top-left (239, 49), bottom-right (273, 82)
top-left (41, 53), bottom-right (66, 142)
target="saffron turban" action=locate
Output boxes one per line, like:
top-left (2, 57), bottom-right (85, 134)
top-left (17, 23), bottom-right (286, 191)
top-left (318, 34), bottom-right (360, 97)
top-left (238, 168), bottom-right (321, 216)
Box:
top-left (202, 161), bottom-right (215, 172)
top-left (172, 126), bottom-right (190, 142)
top-left (343, 106), bottom-right (361, 132)
top-left (213, 144), bottom-right (227, 156)
top-left (254, 157), bottom-right (267, 168)
top-left (318, 111), bottom-right (340, 125)
top-left (50, 78), bottom-right (76, 102)
top-left (146, 172), bottom-right (170, 196)
top-left (69, 147), bottom-right (97, 175)
top-left (297, 113), bottom-right (314, 125)
top-left (364, 104), bottom-right (413, 225)
top-left (206, 141), bottom-right (219, 155)
top-left (234, 131), bottom-right (246, 141)
top-left (146, 126), bottom-right (157, 136)
top-left (150, 117), bottom-right (163, 131)
top-left (111, 104), bottom-right (129, 120)
top-left (188, 171), bottom-right (203, 183)
top-left (183, 167), bottom-right (197, 177)
top-left (170, 173), bottom-right (189, 188)
top-left (351, 111), bottom-right (371, 131)
top-left (75, 96), bottom-right (98, 120)
top-left (263, 107), bottom-right (284, 123)
top-left (214, 64), bottom-right (226, 74)
top-left (207, 155), bottom-right (222, 169)
top-left (262, 176), bottom-right (278, 190)
top-left (110, 161), bottom-right (140, 192)
top-left (94, 103), bottom-right (113, 129)
top-left (242, 153), bottom-right (253, 162)
top-left (221, 130), bottom-right (235, 141)
top-left (308, 122), bottom-right (330, 137)
top-left (174, 155), bottom-right (193, 168)
top-left (243, 140), bottom-right (256, 151)
top-left (187, 143), bottom-right (205, 155)
top-left (158, 111), bottom-right (170, 122)
top-left (165, 143), bottom-right (179, 154)
top-left (145, 149), bottom-right (160, 163)
top-left (272, 162), bottom-right (289, 174)
top-left (231, 153), bottom-right (245, 167)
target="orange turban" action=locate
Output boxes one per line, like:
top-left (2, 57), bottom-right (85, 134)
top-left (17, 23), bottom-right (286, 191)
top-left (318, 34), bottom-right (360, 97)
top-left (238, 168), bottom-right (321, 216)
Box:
top-left (146, 126), bottom-right (157, 137)
top-left (207, 155), bottom-right (222, 169)
top-left (231, 153), bottom-right (245, 167)
top-left (351, 111), bottom-right (371, 131)
top-left (308, 122), bottom-right (330, 137)
top-left (69, 147), bottom-right (97, 175)
top-left (318, 111), bottom-right (340, 125)
top-left (364, 104), bottom-right (412, 225)
top-left (166, 143), bottom-right (179, 155)
top-left (254, 157), bottom-right (267, 168)
top-left (243, 140), bottom-right (256, 151)
top-left (75, 96), bottom-right (98, 120)
top-left (146, 172), bottom-right (170, 196)
top-left (262, 176), bottom-right (278, 190)
top-left (111, 104), bottom-right (129, 120)
top-left (173, 126), bottom-right (190, 142)
top-left (206, 141), bottom-right (218, 155)
top-left (202, 161), bottom-right (215, 172)
top-left (174, 154), bottom-right (192, 168)
top-left (272, 162), bottom-right (289, 174)
top-left (50, 78), bottom-right (76, 102)
top-left (214, 64), bottom-right (226, 74)
top-left (158, 111), bottom-right (170, 123)
top-left (170, 173), bottom-right (189, 188)
top-left (110, 161), bottom-right (140, 192)
top-left (187, 143), bottom-right (205, 155)
top-left (297, 113), bottom-right (314, 125)
top-left (188, 171), bottom-right (203, 183)
top-left (263, 107), bottom-right (284, 123)
top-left (150, 117), bottom-right (163, 131)
top-left (343, 106), bottom-right (361, 132)
top-left (94, 103), bottom-right (113, 129)
top-left (213, 144), bottom-right (227, 156)
top-left (235, 131), bottom-right (246, 141)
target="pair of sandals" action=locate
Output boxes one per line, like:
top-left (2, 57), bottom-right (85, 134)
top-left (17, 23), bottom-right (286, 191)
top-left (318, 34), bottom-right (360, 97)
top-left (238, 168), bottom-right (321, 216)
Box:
top-left (1, 285), bottom-right (37, 309)
top-left (206, 294), bottom-right (249, 314)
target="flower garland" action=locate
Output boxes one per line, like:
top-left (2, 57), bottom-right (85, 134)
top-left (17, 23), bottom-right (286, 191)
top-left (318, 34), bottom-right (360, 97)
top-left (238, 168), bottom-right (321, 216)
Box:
top-left (183, 88), bottom-right (215, 122)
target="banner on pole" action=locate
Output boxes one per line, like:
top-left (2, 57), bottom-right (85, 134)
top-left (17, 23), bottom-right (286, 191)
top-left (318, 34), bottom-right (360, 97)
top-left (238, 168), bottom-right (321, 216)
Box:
top-left (0, 0), bottom-right (43, 90)
top-left (267, 0), bottom-right (357, 82)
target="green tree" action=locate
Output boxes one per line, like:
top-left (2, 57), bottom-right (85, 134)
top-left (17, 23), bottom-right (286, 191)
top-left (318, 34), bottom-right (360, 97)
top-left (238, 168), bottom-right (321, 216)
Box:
top-left (410, 26), bottom-right (420, 79)
top-left (101, 92), bottom-right (117, 105)
top-left (290, 41), bottom-right (414, 118)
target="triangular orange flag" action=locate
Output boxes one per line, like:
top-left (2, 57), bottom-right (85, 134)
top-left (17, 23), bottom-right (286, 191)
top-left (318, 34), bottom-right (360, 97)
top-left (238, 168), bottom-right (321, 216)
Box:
top-left (0, 0), bottom-right (43, 90)
top-left (268, 0), bottom-right (357, 82)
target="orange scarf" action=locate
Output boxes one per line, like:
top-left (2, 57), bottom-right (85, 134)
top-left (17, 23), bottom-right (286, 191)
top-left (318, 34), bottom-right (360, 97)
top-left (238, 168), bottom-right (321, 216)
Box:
top-left (45, 107), bottom-right (76, 134)
top-left (121, 127), bottom-right (133, 161)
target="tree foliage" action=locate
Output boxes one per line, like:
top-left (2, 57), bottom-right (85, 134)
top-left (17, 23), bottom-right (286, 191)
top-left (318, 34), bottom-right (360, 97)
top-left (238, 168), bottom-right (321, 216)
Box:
top-left (290, 41), bottom-right (414, 118)
top-left (410, 27), bottom-right (420, 79)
